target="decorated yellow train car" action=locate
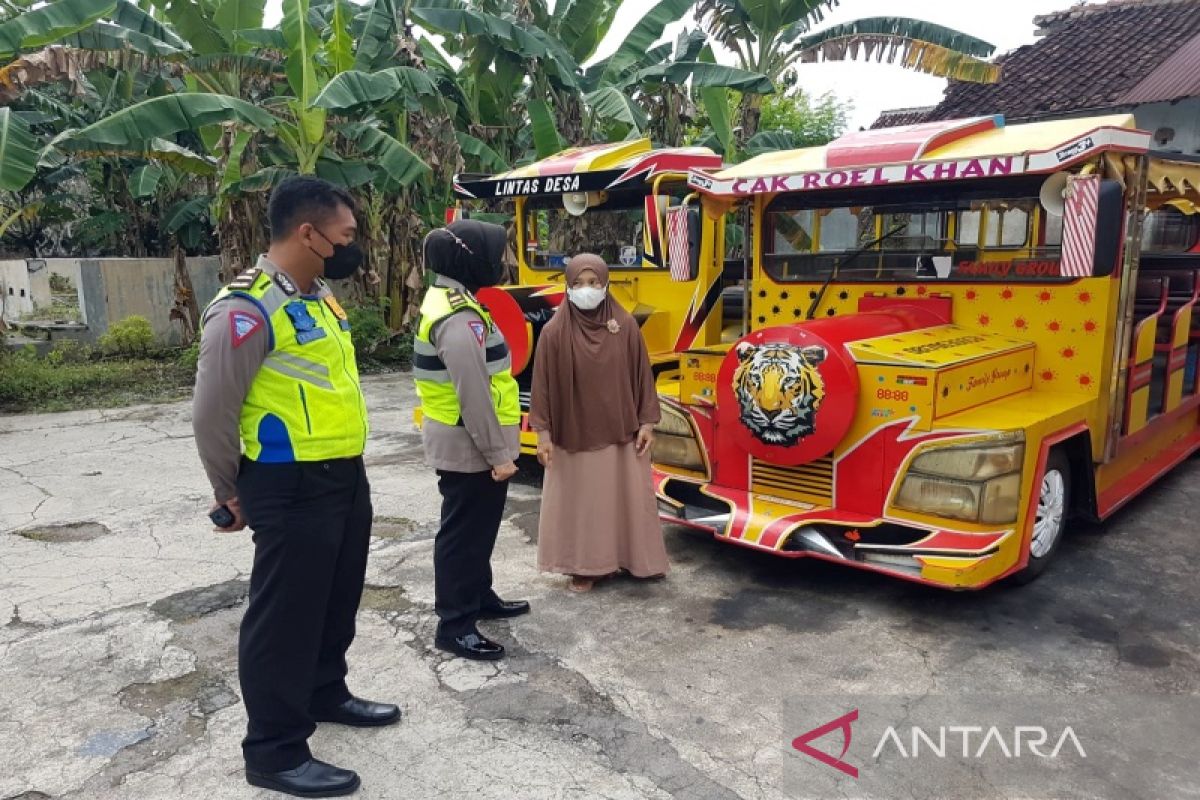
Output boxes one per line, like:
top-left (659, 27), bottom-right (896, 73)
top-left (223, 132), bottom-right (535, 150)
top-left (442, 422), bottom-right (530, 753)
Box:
top-left (653, 114), bottom-right (1200, 588)
top-left (439, 139), bottom-right (735, 451)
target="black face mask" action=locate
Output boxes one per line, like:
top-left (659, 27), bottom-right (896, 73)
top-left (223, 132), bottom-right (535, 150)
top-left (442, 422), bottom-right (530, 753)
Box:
top-left (310, 228), bottom-right (363, 281)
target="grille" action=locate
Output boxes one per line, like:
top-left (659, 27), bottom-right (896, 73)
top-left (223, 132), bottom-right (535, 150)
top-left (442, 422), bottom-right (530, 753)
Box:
top-left (751, 456), bottom-right (834, 506)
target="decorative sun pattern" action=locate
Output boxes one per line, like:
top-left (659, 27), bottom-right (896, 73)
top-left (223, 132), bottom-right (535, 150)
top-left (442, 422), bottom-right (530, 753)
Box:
top-left (750, 277), bottom-right (1115, 403)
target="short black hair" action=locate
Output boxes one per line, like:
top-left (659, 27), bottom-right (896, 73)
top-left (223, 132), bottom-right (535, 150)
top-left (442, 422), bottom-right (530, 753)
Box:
top-left (267, 175), bottom-right (356, 241)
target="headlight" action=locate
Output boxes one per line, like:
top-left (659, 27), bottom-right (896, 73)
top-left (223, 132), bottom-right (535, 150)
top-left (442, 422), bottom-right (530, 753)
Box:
top-left (909, 439), bottom-right (1024, 480)
top-left (653, 405), bottom-right (705, 471)
top-left (893, 435), bottom-right (1025, 524)
top-left (652, 434), bottom-right (705, 471)
top-left (655, 404), bottom-right (695, 437)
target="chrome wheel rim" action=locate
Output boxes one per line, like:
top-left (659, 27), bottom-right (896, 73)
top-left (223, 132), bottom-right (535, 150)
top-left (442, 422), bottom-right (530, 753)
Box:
top-left (1030, 469), bottom-right (1066, 559)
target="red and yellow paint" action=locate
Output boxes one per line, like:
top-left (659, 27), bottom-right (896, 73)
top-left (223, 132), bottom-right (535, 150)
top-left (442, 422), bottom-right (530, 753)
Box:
top-left (654, 113), bottom-right (1200, 589)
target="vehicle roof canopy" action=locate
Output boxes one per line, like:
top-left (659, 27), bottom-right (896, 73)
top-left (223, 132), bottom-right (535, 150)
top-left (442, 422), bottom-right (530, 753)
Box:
top-left (453, 139), bottom-right (721, 201)
top-left (688, 114), bottom-right (1162, 200)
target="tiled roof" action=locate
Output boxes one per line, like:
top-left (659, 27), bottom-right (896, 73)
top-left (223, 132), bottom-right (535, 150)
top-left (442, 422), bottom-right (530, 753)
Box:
top-left (869, 106), bottom-right (936, 130)
top-left (872, 0), bottom-right (1200, 127)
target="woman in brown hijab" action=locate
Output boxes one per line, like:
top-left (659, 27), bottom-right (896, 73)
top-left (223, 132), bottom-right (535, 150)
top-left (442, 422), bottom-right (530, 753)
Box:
top-left (529, 253), bottom-right (670, 592)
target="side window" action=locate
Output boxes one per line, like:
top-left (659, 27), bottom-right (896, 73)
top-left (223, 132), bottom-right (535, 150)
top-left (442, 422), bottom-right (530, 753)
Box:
top-left (957, 210), bottom-right (981, 245)
top-left (987, 206), bottom-right (1029, 247)
top-left (1142, 208), bottom-right (1199, 253)
top-left (1044, 212), bottom-right (1063, 246)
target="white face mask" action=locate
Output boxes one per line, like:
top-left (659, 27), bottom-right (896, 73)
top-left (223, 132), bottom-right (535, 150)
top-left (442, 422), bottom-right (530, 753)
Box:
top-left (567, 285), bottom-right (607, 310)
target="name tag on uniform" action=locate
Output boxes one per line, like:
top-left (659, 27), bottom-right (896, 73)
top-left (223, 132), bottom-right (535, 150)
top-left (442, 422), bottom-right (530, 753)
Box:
top-left (286, 301), bottom-right (327, 344)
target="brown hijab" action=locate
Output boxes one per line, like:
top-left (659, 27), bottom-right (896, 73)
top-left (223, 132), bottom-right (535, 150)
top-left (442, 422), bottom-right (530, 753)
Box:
top-left (529, 253), bottom-right (660, 453)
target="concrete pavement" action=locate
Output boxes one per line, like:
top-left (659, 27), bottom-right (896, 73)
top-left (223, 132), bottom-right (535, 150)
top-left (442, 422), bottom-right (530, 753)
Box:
top-left (1, 375), bottom-right (1197, 799)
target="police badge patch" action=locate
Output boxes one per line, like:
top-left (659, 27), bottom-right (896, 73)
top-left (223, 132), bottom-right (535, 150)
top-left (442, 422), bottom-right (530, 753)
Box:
top-left (229, 310), bottom-right (263, 348)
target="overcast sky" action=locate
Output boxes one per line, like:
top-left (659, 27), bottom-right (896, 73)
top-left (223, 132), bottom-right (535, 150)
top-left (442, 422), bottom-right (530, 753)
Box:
top-left (263, 0), bottom-right (1066, 130)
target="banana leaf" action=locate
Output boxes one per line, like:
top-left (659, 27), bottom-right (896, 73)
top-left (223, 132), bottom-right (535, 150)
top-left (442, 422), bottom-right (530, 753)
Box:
top-left (0, 0), bottom-right (116, 59)
top-left (636, 61), bottom-right (774, 94)
top-left (111, 0), bottom-right (189, 49)
top-left (157, 0), bottom-right (227, 55)
top-left (234, 27), bottom-right (287, 50)
top-left (339, 122), bottom-right (430, 186)
top-left (795, 17), bottom-right (1000, 83)
top-left (526, 98), bottom-right (562, 160)
top-left (66, 94), bottom-right (278, 146)
top-left (323, 0), bottom-right (355, 74)
top-left (352, 0), bottom-right (396, 71)
top-left (213, 0), bottom-right (266, 41)
top-left (281, 0), bottom-right (326, 144)
top-left (697, 46), bottom-right (735, 161)
top-left (599, 0), bottom-right (694, 86)
top-left (164, 195), bottom-right (210, 234)
top-left (585, 85), bottom-right (648, 133)
top-left (455, 131), bottom-right (507, 173)
top-left (313, 67), bottom-right (439, 111)
top-left (552, 0), bottom-right (621, 64)
top-left (0, 107), bottom-right (38, 192)
top-left (63, 20), bottom-right (186, 57)
top-left (129, 163), bottom-right (164, 197)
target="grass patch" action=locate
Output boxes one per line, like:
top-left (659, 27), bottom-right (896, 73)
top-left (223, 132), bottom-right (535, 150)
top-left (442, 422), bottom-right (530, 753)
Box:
top-left (0, 346), bottom-right (195, 414)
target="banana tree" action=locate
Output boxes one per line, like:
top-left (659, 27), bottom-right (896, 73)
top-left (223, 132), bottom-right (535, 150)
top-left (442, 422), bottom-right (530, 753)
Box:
top-left (57, 0), bottom-right (431, 263)
top-left (696, 0), bottom-right (999, 147)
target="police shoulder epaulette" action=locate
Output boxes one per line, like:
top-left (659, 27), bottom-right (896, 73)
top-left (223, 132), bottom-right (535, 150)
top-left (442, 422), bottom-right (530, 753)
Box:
top-left (273, 270), bottom-right (298, 296)
top-left (446, 289), bottom-right (470, 310)
top-left (228, 267), bottom-right (262, 291)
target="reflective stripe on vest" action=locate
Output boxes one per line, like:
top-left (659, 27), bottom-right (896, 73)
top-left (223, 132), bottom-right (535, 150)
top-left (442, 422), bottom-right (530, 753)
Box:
top-left (203, 266), bottom-right (369, 462)
top-left (413, 286), bottom-right (520, 427)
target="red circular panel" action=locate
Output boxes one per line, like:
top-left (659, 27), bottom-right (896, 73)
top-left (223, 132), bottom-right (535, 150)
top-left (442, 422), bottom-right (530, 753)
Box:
top-left (477, 287), bottom-right (533, 375)
top-left (716, 326), bottom-right (859, 466)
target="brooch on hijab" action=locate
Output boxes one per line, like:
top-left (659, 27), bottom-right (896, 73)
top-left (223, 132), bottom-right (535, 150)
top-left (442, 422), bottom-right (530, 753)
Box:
top-left (606, 319), bottom-right (621, 334)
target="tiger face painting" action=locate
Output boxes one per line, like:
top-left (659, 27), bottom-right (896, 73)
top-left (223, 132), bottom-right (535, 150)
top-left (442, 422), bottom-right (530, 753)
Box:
top-left (732, 343), bottom-right (828, 446)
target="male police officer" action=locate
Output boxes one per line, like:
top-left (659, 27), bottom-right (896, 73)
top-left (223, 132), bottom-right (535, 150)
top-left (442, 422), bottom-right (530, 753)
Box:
top-left (193, 176), bottom-right (399, 797)
top-left (415, 220), bottom-right (530, 661)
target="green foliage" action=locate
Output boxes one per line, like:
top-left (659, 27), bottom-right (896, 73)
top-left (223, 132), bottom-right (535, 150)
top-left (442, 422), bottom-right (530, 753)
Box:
top-left (97, 314), bottom-right (155, 355)
top-left (0, 345), bottom-right (193, 413)
top-left (177, 340), bottom-right (200, 372)
top-left (344, 299), bottom-right (410, 372)
top-left (757, 90), bottom-right (850, 148)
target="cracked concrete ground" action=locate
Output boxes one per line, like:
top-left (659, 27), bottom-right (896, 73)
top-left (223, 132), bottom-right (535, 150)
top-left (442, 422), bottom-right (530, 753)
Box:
top-left (1, 375), bottom-right (1197, 800)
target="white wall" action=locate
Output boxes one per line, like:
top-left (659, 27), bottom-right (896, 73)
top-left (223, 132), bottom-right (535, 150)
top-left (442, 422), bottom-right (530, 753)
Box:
top-left (1135, 98), bottom-right (1200, 156)
top-left (0, 259), bottom-right (34, 319)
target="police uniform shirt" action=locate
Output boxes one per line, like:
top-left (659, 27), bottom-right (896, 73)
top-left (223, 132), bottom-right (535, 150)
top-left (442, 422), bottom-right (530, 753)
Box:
top-left (421, 275), bottom-right (520, 474)
top-left (192, 255), bottom-right (360, 502)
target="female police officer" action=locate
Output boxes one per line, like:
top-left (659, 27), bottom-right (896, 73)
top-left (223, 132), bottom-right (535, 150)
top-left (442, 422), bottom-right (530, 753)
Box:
top-left (414, 220), bottom-right (531, 661)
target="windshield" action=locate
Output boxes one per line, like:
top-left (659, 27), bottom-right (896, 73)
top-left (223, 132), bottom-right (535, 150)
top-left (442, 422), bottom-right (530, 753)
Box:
top-left (764, 195), bottom-right (1065, 282)
top-left (523, 205), bottom-right (648, 270)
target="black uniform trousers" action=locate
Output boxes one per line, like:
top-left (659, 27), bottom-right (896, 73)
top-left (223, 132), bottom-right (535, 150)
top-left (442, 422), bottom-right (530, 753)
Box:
top-left (236, 456), bottom-right (372, 773)
top-left (434, 469), bottom-right (509, 639)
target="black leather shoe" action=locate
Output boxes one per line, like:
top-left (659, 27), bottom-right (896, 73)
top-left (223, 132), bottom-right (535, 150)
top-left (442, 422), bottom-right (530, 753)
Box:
top-left (434, 631), bottom-right (506, 661)
top-left (312, 696), bottom-right (401, 727)
top-left (477, 599), bottom-right (531, 620)
top-left (245, 758), bottom-right (360, 798)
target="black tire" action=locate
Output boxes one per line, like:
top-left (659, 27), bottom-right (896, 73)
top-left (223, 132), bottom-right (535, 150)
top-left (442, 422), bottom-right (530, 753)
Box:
top-left (1011, 449), bottom-right (1071, 585)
